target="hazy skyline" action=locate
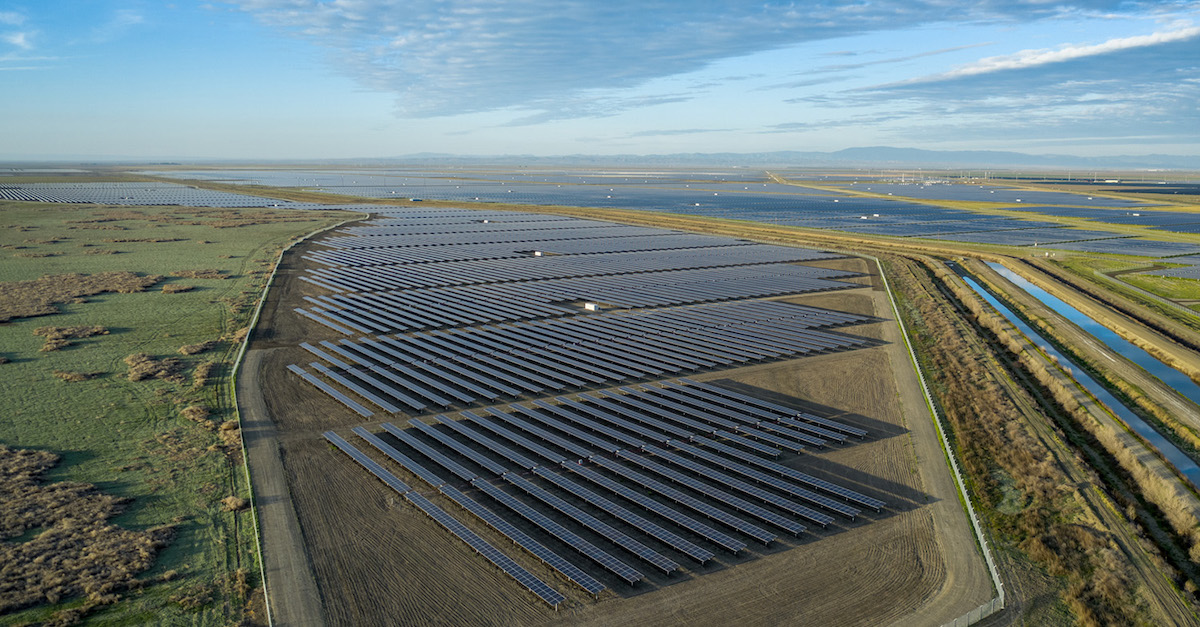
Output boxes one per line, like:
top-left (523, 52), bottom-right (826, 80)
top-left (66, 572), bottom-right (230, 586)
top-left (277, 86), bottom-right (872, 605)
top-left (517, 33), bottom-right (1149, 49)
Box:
top-left (2, 1), bottom-right (1198, 160)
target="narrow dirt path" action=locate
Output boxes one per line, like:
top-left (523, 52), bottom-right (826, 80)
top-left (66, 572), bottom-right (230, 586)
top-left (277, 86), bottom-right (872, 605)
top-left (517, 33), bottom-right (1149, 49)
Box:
top-left (238, 347), bottom-right (326, 627)
top-left (867, 264), bottom-right (996, 627)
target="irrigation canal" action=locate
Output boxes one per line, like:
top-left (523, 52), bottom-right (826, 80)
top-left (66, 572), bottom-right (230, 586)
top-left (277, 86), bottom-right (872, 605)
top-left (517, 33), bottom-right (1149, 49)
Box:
top-left (949, 262), bottom-right (1200, 489)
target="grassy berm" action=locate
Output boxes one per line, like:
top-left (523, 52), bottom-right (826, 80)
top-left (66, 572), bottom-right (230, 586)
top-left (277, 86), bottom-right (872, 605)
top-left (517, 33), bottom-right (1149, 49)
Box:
top-left (0, 201), bottom-right (349, 625)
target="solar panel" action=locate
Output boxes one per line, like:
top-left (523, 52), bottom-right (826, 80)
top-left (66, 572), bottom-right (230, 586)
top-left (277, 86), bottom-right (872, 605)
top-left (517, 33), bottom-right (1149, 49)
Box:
top-left (352, 427), bottom-right (447, 488)
top-left (590, 456), bottom-right (775, 544)
top-left (534, 466), bottom-right (714, 563)
top-left (484, 407), bottom-right (595, 459)
top-left (471, 478), bottom-right (644, 583)
top-left (514, 403), bottom-right (622, 453)
top-left (504, 473), bottom-right (679, 574)
top-left (323, 431), bottom-right (411, 494)
top-left (618, 449), bottom-right (806, 536)
top-left (531, 399), bottom-right (646, 451)
top-left (408, 418), bottom-right (511, 477)
top-left (695, 435), bottom-right (885, 511)
top-left (434, 414), bottom-right (539, 471)
top-left (403, 490), bottom-right (565, 607)
top-left (463, 411), bottom-right (569, 465)
top-left (377, 422), bottom-right (478, 482)
top-left (563, 462), bottom-right (745, 553)
top-left (667, 439), bottom-right (855, 522)
top-left (309, 362), bottom-right (404, 413)
top-left (679, 378), bottom-right (866, 438)
top-left (438, 485), bottom-right (605, 595)
top-left (288, 364), bottom-right (373, 417)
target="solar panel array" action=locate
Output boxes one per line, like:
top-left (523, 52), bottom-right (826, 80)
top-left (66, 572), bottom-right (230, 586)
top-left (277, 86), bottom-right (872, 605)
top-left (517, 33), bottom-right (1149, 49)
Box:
top-left (831, 182), bottom-right (1151, 207)
top-left (289, 299), bottom-right (874, 415)
top-left (325, 377), bottom-right (884, 603)
top-left (11, 168), bottom-right (1187, 254)
top-left (0, 182), bottom-right (325, 208)
top-left (284, 202), bottom-right (902, 607)
top-left (301, 244), bottom-right (839, 293)
top-left (323, 432), bottom-right (566, 607)
top-left (1043, 238), bottom-right (1200, 258)
top-left (297, 264), bottom-right (858, 334)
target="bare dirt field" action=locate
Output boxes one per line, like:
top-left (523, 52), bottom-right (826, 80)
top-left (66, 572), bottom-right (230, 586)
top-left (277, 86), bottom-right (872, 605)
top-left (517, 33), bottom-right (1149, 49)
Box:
top-left (242, 233), bottom-right (994, 625)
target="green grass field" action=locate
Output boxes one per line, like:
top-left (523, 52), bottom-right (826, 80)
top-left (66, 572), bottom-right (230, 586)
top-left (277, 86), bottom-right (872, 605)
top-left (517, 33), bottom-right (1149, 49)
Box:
top-left (0, 201), bottom-right (351, 625)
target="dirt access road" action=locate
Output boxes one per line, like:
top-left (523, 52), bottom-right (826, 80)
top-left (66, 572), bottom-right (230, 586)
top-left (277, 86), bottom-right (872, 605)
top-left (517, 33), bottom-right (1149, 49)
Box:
top-left (238, 348), bottom-right (326, 627)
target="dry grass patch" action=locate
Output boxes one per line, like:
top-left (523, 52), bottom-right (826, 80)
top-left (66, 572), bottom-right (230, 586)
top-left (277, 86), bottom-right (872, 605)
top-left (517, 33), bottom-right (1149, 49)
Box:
top-left (33, 326), bottom-right (109, 351)
top-left (0, 272), bottom-right (162, 322)
top-left (83, 248), bottom-right (121, 255)
top-left (169, 269), bottom-right (227, 280)
top-left (218, 421), bottom-right (240, 447)
top-left (162, 284), bottom-right (194, 294)
top-left (124, 353), bottom-right (183, 383)
top-left (102, 237), bottom-right (183, 243)
top-left (67, 224), bottom-right (126, 231)
top-left (178, 340), bottom-right (218, 355)
top-left (0, 445), bottom-right (173, 614)
top-left (220, 496), bottom-right (247, 512)
top-left (192, 361), bottom-right (218, 388)
top-left (14, 252), bottom-right (59, 258)
top-left (180, 405), bottom-right (215, 430)
top-left (52, 370), bottom-right (102, 383)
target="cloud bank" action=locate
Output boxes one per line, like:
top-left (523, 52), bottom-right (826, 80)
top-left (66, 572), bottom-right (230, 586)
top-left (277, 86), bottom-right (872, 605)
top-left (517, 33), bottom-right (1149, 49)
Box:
top-left (235, 0), bottom-right (1139, 117)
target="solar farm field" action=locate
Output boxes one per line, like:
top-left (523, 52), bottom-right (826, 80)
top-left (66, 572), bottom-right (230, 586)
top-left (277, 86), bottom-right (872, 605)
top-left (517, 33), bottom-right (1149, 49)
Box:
top-left (137, 164), bottom-right (1200, 249)
top-left (243, 206), bottom-right (992, 625)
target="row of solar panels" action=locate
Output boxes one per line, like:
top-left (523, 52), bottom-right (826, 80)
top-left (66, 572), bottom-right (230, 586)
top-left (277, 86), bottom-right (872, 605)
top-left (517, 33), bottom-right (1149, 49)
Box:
top-left (301, 244), bottom-right (841, 293)
top-left (289, 299), bottom-right (872, 416)
top-left (304, 234), bottom-right (754, 268)
top-left (0, 182), bottom-right (319, 208)
top-left (324, 432), bottom-right (567, 607)
top-left (297, 264), bottom-right (858, 335)
top-left (324, 379), bottom-right (882, 606)
top-left (362, 211), bottom-right (582, 225)
top-left (326, 221), bottom-right (666, 244)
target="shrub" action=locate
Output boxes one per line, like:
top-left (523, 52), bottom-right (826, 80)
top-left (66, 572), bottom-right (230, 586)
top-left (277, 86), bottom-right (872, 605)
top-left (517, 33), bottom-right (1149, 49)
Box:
top-left (169, 269), bottom-right (227, 280)
top-left (0, 273), bottom-right (162, 322)
top-left (124, 353), bottom-right (183, 383)
top-left (52, 371), bottom-right (101, 382)
top-left (178, 340), bottom-right (218, 355)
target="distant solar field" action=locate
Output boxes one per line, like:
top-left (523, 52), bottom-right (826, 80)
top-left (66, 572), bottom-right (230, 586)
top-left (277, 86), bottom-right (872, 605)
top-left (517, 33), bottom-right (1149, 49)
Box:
top-left (0, 182), bottom-right (320, 208)
top-left (830, 182), bottom-right (1153, 207)
top-left (1044, 239), bottom-right (1200, 258)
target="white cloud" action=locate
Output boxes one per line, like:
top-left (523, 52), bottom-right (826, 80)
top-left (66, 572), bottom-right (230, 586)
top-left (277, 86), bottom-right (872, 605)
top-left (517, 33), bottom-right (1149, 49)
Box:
top-left (904, 24), bottom-right (1200, 84)
top-left (90, 9), bottom-right (145, 43)
top-left (0, 12), bottom-right (24, 26)
top-left (2, 31), bottom-right (33, 50)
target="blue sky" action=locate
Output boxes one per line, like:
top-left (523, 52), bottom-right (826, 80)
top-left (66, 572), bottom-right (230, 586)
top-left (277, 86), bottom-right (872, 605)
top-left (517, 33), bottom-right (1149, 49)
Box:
top-left (1, 1), bottom-right (1198, 159)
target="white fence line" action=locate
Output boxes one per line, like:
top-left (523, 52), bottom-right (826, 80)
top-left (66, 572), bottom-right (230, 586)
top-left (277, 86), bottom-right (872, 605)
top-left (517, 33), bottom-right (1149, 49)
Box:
top-left (870, 256), bottom-right (1006, 626)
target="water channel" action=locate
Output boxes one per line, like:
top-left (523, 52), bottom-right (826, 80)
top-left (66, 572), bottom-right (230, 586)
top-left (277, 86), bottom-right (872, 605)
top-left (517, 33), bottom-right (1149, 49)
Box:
top-left (986, 262), bottom-right (1200, 408)
top-left (951, 263), bottom-right (1200, 489)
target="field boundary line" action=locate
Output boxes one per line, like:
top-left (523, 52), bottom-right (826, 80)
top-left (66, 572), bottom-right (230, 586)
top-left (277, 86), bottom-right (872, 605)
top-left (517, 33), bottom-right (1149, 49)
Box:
top-left (229, 212), bottom-right (367, 627)
top-left (868, 254), bottom-right (1006, 625)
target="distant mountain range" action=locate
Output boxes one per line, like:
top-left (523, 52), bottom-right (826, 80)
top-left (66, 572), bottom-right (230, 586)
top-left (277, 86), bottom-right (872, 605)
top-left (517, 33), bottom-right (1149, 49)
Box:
top-left (4, 147), bottom-right (1198, 170)
top-left (390, 147), bottom-right (1200, 170)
